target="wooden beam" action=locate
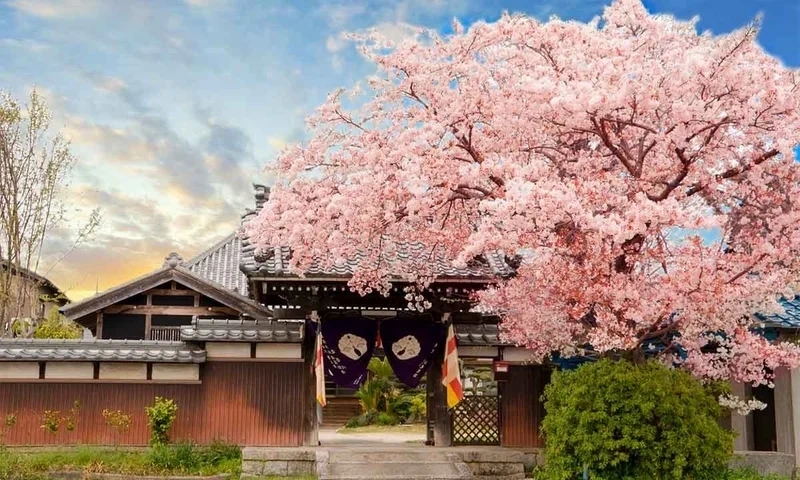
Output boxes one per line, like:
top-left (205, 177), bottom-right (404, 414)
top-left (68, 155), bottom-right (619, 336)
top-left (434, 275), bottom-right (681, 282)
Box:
top-left (145, 288), bottom-right (199, 296)
top-left (96, 312), bottom-right (104, 339)
top-left (144, 293), bottom-right (152, 339)
top-left (101, 305), bottom-right (239, 316)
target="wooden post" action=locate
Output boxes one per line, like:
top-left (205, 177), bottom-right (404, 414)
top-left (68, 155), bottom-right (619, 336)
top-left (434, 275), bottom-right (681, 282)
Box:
top-left (144, 294), bottom-right (152, 340)
top-left (432, 312), bottom-right (452, 447)
top-left (302, 317), bottom-right (319, 446)
top-left (96, 312), bottom-right (103, 339)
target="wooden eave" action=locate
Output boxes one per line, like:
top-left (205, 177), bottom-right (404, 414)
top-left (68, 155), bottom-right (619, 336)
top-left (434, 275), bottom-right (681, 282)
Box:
top-left (60, 266), bottom-right (273, 321)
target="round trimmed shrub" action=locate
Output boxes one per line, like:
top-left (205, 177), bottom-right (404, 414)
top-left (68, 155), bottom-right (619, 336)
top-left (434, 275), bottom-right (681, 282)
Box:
top-left (541, 359), bottom-right (734, 480)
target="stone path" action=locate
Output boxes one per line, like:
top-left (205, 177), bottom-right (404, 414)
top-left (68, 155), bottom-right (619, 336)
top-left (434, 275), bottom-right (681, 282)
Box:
top-left (319, 427), bottom-right (426, 445)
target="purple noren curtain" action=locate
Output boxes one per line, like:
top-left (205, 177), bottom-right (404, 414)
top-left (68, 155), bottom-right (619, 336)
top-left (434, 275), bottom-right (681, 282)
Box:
top-left (321, 313), bottom-right (378, 389)
top-left (380, 314), bottom-right (445, 388)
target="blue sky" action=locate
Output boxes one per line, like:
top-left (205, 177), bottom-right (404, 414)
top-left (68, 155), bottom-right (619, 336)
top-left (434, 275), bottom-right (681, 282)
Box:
top-left (0, 0), bottom-right (797, 299)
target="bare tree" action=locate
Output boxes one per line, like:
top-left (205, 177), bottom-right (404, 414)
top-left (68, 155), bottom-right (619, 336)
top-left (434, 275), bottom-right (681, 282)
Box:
top-left (0, 89), bottom-right (100, 334)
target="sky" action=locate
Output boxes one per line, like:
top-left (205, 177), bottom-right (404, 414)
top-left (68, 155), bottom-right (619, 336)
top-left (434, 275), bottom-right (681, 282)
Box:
top-left (0, 0), bottom-right (798, 301)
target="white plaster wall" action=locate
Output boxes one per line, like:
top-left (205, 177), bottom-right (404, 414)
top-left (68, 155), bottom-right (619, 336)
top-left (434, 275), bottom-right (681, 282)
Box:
top-left (205, 342), bottom-right (251, 358)
top-left (255, 343), bottom-right (302, 359)
top-left (98, 363), bottom-right (147, 380)
top-left (459, 346), bottom-right (499, 358)
top-left (151, 364), bottom-right (200, 381)
top-left (0, 362), bottom-right (39, 379)
top-left (45, 362), bottom-right (94, 379)
top-left (503, 347), bottom-right (535, 363)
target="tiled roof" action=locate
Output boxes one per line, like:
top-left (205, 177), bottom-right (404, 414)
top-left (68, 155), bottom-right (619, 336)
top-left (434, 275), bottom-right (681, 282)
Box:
top-left (758, 296), bottom-right (800, 329)
top-left (0, 339), bottom-right (206, 363)
top-left (182, 233), bottom-right (248, 297)
top-left (454, 323), bottom-right (508, 346)
top-left (239, 185), bottom-right (514, 280)
top-left (180, 318), bottom-right (304, 343)
top-left (61, 264), bottom-right (272, 322)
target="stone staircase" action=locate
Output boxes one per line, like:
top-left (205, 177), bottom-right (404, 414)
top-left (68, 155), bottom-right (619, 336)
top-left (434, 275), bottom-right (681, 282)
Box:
top-left (322, 397), bottom-right (363, 427)
top-left (318, 449), bottom-right (471, 480)
top-left (241, 446), bottom-right (529, 480)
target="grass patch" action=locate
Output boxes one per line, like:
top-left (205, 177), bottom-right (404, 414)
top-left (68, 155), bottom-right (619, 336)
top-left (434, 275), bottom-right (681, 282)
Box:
top-left (526, 467), bottom-right (790, 480)
top-left (337, 423), bottom-right (426, 435)
top-left (0, 441), bottom-right (243, 479)
top-left (725, 468), bottom-right (791, 480)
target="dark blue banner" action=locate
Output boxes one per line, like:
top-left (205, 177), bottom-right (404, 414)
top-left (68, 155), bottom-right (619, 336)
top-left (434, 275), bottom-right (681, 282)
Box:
top-left (321, 313), bottom-right (378, 389)
top-left (380, 314), bottom-right (445, 388)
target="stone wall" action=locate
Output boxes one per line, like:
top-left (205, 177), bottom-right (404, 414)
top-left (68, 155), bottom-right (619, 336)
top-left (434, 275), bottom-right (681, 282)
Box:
top-left (729, 451), bottom-right (795, 477)
top-left (241, 448), bottom-right (317, 478)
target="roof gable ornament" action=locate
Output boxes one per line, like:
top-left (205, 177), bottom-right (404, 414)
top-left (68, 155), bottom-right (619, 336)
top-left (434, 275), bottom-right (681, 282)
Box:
top-left (163, 252), bottom-right (184, 269)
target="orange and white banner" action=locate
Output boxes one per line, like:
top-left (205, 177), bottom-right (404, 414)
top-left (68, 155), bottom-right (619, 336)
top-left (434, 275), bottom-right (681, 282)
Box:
top-left (442, 323), bottom-right (464, 408)
top-left (314, 326), bottom-right (326, 407)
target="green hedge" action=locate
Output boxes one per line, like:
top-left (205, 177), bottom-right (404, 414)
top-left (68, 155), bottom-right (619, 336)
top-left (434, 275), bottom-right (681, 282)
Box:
top-left (541, 359), bottom-right (734, 480)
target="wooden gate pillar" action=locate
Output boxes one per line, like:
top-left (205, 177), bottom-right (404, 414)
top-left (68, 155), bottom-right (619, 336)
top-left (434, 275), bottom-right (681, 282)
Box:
top-left (428, 312), bottom-right (452, 447)
top-left (302, 318), bottom-right (319, 446)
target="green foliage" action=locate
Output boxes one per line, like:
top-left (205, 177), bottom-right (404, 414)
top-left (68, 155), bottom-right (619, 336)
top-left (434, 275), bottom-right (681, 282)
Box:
top-left (40, 410), bottom-right (60, 435)
top-left (354, 357), bottom-right (400, 417)
top-left (541, 359), bottom-right (734, 480)
top-left (145, 397), bottom-right (178, 446)
top-left (64, 400), bottom-right (80, 432)
top-left (350, 356), bottom-right (428, 428)
top-left (0, 443), bottom-right (242, 478)
top-left (102, 409), bottom-right (132, 447)
top-left (147, 443), bottom-right (200, 471)
top-left (368, 356), bottom-right (395, 378)
top-left (725, 468), bottom-right (790, 480)
top-left (32, 310), bottom-right (81, 339)
top-left (405, 393), bottom-right (427, 423)
top-left (375, 412), bottom-right (400, 426)
top-left (0, 413), bottom-right (16, 444)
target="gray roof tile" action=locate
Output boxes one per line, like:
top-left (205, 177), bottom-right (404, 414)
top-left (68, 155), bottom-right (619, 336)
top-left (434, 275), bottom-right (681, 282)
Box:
top-left (759, 296), bottom-right (800, 329)
top-left (181, 318), bottom-right (304, 343)
top-left (182, 233), bottom-right (249, 296)
top-left (0, 339), bottom-right (206, 363)
top-left (239, 185), bottom-right (514, 280)
top-left (454, 323), bottom-right (508, 346)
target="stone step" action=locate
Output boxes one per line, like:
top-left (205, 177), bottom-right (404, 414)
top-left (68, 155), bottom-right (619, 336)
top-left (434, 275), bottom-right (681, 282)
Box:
top-left (328, 450), bottom-right (451, 464)
top-left (324, 460), bottom-right (464, 479)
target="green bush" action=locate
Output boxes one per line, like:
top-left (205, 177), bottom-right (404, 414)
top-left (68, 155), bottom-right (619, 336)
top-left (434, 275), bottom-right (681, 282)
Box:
top-left (145, 397), bottom-right (178, 446)
top-left (375, 412), bottom-right (400, 426)
top-left (33, 310), bottom-right (82, 339)
top-left (0, 443), bottom-right (241, 478)
top-left (147, 443), bottom-right (199, 471)
top-left (541, 359), bottom-right (734, 480)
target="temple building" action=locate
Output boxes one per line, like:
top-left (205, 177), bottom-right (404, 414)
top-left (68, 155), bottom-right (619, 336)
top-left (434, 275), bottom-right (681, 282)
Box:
top-left (0, 185), bottom-right (797, 474)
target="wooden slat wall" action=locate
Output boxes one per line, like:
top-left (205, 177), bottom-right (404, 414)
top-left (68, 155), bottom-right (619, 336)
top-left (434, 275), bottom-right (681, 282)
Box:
top-left (0, 362), bottom-right (306, 446)
top-left (501, 365), bottom-right (550, 448)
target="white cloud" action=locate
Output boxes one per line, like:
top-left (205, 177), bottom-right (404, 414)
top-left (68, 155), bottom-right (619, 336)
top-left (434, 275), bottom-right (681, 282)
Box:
top-left (93, 76), bottom-right (127, 94)
top-left (7, 0), bottom-right (100, 18)
top-left (183, 0), bottom-right (217, 7)
top-left (370, 22), bottom-right (424, 44)
top-left (1, 38), bottom-right (49, 51)
top-left (317, 2), bottom-right (368, 27)
top-left (326, 35), bottom-right (347, 53)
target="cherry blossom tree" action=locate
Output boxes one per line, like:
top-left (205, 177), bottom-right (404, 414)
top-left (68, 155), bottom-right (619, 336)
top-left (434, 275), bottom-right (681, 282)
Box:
top-left (247, 0), bottom-right (800, 385)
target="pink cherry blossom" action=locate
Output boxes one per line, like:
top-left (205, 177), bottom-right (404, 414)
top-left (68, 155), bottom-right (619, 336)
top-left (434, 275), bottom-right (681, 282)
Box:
top-left (247, 0), bottom-right (800, 384)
